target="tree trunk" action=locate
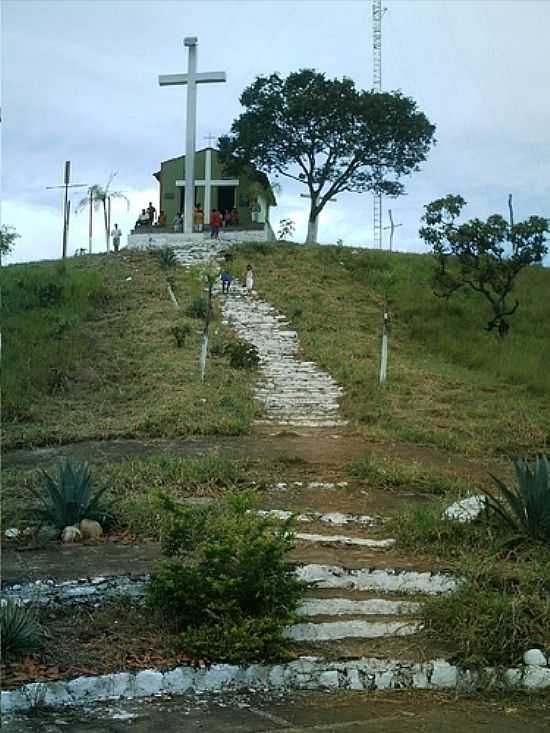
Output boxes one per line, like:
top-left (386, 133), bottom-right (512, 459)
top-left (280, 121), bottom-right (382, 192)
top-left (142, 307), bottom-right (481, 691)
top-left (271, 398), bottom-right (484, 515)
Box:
top-left (102, 199), bottom-right (109, 250)
top-left (200, 282), bottom-right (214, 381)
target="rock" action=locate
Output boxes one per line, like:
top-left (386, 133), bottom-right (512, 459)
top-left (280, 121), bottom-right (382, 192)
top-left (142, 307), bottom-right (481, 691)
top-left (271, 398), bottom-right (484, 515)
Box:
top-left (443, 495), bottom-right (486, 523)
top-left (524, 649), bottom-right (547, 667)
top-left (79, 519), bottom-right (103, 540)
top-left (61, 525), bottom-right (81, 543)
top-left (4, 528), bottom-right (20, 539)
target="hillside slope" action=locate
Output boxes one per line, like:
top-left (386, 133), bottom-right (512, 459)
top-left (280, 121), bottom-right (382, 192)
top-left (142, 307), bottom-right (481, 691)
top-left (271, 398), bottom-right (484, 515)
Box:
top-left (2, 252), bottom-right (257, 449)
top-left (231, 243), bottom-right (550, 457)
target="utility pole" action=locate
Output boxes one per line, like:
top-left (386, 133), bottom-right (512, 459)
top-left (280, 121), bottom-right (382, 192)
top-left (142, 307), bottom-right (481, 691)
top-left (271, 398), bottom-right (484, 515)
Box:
top-left (372, 0), bottom-right (383, 249)
top-left (45, 161), bottom-right (87, 258)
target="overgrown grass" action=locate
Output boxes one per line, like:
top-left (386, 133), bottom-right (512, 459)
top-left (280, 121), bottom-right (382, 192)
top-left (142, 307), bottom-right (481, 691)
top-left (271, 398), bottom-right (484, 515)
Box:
top-left (232, 242), bottom-right (550, 457)
top-left (390, 499), bottom-right (550, 667)
top-left (2, 252), bottom-right (259, 449)
top-left (351, 453), bottom-right (473, 495)
top-left (2, 455), bottom-right (253, 540)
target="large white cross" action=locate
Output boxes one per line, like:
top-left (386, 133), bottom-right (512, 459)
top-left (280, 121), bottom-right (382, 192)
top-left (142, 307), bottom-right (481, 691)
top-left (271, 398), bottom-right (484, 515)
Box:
top-left (176, 148), bottom-right (239, 218)
top-left (159, 37), bottom-right (226, 234)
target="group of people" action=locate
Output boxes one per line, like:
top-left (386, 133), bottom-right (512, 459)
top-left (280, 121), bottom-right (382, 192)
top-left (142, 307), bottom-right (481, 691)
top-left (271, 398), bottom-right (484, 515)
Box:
top-left (135, 202), bottom-right (166, 229)
top-left (221, 263), bottom-right (255, 295)
top-left (170, 205), bottom-right (240, 236)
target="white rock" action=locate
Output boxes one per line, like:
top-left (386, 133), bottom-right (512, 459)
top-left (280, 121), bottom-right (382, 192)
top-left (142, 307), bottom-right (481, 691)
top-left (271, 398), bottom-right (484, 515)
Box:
top-left (523, 649), bottom-right (548, 666)
top-left (79, 519), bottom-right (103, 541)
top-left (4, 528), bottom-right (20, 539)
top-left (134, 670), bottom-right (164, 696)
top-left (443, 495), bottom-right (485, 523)
top-left (61, 525), bottom-right (81, 543)
top-left (430, 659), bottom-right (458, 688)
top-left (318, 670), bottom-right (340, 688)
top-left (523, 666), bottom-right (550, 689)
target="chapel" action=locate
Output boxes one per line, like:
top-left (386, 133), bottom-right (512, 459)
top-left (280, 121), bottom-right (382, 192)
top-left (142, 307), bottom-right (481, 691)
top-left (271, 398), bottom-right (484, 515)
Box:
top-left (154, 147), bottom-right (277, 226)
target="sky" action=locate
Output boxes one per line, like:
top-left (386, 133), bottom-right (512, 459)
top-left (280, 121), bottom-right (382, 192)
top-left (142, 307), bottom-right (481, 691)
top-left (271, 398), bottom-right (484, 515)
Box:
top-left (2, 0), bottom-right (549, 263)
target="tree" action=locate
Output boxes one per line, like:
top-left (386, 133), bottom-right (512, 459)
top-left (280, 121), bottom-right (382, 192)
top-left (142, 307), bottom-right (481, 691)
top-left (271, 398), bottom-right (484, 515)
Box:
top-left (219, 69), bottom-right (436, 243)
top-left (419, 195), bottom-right (549, 337)
top-left (0, 225), bottom-right (19, 260)
top-left (197, 259), bottom-right (220, 381)
top-left (76, 173), bottom-right (129, 249)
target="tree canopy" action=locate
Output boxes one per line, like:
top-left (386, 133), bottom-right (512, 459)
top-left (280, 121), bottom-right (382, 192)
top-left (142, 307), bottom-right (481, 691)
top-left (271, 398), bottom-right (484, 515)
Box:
top-left (219, 69), bottom-right (436, 241)
top-left (419, 194), bottom-right (549, 337)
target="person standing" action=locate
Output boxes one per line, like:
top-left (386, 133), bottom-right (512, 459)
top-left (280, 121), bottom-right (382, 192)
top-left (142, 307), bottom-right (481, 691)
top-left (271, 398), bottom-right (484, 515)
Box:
top-left (147, 201), bottom-right (157, 225)
top-left (244, 263), bottom-right (255, 293)
top-left (221, 269), bottom-right (233, 294)
top-left (223, 208), bottom-right (232, 228)
top-left (110, 223), bottom-right (122, 253)
top-left (173, 212), bottom-right (183, 232)
top-left (194, 203), bottom-right (204, 232)
top-left (210, 208), bottom-right (222, 239)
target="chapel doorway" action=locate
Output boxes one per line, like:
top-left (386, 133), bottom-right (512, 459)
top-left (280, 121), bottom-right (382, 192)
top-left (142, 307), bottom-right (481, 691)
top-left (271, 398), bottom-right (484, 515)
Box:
top-left (217, 186), bottom-right (236, 215)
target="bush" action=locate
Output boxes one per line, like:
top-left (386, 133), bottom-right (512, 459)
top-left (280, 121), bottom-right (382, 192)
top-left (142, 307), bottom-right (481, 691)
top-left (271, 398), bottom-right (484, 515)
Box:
top-left (185, 296), bottom-right (208, 319)
top-left (224, 342), bottom-right (260, 369)
top-left (1, 600), bottom-right (42, 660)
top-left (483, 455), bottom-right (550, 544)
top-left (171, 323), bottom-right (192, 348)
top-left (146, 492), bottom-right (307, 662)
top-left (31, 460), bottom-right (111, 530)
top-left (423, 561), bottom-right (550, 667)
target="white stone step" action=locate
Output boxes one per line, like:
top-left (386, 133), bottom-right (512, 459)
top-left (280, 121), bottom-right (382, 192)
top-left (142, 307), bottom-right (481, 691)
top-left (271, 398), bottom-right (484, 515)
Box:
top-left (297, 564), bottom-right (456, 595)
top-left (255, 509), bottom-right (381, 528)
top-left (299, 597), bottom-right (421, 617)
top-left (295, 533), bottom-right (395, 549)
top-left (285, 619), bottom-right (420, 641)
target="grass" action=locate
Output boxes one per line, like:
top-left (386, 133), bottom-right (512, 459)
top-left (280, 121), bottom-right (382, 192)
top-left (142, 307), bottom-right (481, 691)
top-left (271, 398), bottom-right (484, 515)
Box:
top-left (232, 242), bottom-right (550, 457)
top-left (389, 498), bottom-right (550, 667)
top-left (2, 252), bottom-right (259, 449)
top-left (350, 453), bottom-right (474, 495)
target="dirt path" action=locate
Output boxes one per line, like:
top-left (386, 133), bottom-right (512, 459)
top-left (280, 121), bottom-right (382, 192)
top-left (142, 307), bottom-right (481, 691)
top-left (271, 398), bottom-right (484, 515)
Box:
top-left (3, 689), bottom-right (549, 732)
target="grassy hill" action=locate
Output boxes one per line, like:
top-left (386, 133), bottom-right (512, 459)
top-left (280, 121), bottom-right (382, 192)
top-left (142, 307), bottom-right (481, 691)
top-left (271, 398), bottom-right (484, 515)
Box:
top-left (231, 242), bottom-right (550, 457)
top-left (2, 252), bottom-right (257, 449)
top-left (3, 245), bottom-right (548, 458)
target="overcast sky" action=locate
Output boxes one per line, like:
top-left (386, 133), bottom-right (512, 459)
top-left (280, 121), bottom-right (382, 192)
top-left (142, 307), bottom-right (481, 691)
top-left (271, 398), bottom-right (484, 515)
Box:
top-left (2, 0), bottom-right (549, 263)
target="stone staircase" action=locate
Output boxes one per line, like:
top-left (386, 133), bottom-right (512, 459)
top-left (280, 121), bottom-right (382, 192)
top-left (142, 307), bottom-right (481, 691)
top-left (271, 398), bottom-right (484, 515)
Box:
top-left (221, 284), bottom-right (346, 428)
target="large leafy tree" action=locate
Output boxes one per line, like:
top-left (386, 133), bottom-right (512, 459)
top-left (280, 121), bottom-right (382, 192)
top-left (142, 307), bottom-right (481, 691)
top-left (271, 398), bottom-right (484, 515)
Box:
top-left (419, 194), bottom-right (549, 337)
top-left (219, 69), bottom-right (436, 243)
top-left (76, 173), bottom-right (129, 249)
top-left (0, 225), bottom-right (19, 261)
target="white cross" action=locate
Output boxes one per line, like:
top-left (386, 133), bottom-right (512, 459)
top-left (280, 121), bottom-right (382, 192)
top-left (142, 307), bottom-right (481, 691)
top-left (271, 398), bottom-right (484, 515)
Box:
top-left (176, 148), bottom-right (239, 219)
top-left (159, 37), bottom-right (226, 235)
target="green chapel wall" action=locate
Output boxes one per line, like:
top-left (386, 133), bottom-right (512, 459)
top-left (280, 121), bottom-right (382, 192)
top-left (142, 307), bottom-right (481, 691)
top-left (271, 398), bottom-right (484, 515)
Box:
top-left (156, 149), bottom-right (272, 227)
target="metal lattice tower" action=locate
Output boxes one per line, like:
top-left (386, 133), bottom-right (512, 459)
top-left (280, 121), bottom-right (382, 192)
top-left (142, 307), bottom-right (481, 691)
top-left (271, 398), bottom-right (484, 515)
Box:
top-left (372, 0), bottom-right (383, 249)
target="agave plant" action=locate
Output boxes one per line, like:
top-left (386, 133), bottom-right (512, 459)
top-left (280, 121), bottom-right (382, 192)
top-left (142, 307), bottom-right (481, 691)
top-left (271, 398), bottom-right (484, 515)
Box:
top-left (1, 600), bottom-right (42, 660)
top-left (31, 460), bottom-right (110, 530)
top-left (483, 455), bottom-right (550, 544)
top-left (158, 246), bottom-right (177, 268)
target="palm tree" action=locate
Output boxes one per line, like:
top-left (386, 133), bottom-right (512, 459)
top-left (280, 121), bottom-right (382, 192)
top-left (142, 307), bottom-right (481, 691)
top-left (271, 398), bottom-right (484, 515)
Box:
top-left (76, 173), bottom-right (129, 250)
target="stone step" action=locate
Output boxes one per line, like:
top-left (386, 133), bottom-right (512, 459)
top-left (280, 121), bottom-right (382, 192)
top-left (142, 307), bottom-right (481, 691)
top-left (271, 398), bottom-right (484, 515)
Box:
top-left (295, 533), bottom-right (395, 549)
top-left (285, 619), bottom-right (420, 642)
top-left (255, 509), bottom-right (381, 528)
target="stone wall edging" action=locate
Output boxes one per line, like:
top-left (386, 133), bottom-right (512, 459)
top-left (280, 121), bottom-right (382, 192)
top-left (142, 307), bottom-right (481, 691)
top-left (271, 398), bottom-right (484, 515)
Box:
top-left (2, 656), bottom-right (549, 715)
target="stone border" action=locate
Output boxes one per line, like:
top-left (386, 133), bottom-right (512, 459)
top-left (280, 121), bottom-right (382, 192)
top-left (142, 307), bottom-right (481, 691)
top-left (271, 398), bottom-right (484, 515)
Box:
top-left (2, 656), bottom-right (549, 714)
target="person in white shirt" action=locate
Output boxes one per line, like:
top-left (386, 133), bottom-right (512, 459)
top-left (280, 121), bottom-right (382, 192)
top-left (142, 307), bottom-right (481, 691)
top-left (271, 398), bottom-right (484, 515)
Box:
top-left (111, 224), bottom-right (122, 253)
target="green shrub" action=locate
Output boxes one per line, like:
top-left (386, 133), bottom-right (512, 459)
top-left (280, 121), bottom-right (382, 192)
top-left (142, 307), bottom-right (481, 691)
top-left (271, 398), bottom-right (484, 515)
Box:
top-left (483, 455), bottom-right (550, 544)
top-left (1, 600), bottom-right (42, 660)
top-left (209, 337), bottom-right (225, 357)
top-left (171, 323), bottom-right (192, 348)
top-left (185, 295), bottom-right (208, 319)
top-left (423, 561), bottom-right (550, 667)
top-left (224, 342), bottom-right (260, 369)
top-left (146, 492), bottom-right (307, 662)
top-left (31, 460), bottom-right (111, 530)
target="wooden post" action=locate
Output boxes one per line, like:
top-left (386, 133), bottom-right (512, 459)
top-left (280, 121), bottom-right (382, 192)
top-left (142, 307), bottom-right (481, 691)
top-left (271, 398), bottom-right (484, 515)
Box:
top-left (88, 189), bottom-right (93, 254)
top-left (200, 281), bottom-right (213, 381)
top-left (379, 294), bottom-right (391, 385)
top-left (61, 161), bottom-right (70, 258)
top-left (106, 195), bottom-right (111, 253)
top-left (65, 200), bottom-right (71, 254)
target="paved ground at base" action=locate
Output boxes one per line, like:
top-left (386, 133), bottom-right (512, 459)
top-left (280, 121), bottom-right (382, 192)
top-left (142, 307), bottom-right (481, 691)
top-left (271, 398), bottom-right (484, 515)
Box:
top-left (3, 690), bottom-right (550, 732)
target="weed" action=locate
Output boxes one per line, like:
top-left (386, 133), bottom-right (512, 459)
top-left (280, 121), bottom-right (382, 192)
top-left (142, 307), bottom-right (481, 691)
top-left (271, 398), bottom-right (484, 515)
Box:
top-left (158, 246), bottom-right (177, 268)
top-left (1, 600), bottom-right (42, 660)
top-left (185, 295), bottom-right (209, 319)
top-left (171, 323), bottom-right (192, 348)
top-left (225, 341), bottom-right (260, 369)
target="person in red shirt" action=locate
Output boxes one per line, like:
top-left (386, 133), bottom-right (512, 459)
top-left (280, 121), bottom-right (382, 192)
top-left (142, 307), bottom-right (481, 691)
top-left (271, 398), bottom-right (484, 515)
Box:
top-left (210, 209), bottom-right (222, 239)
